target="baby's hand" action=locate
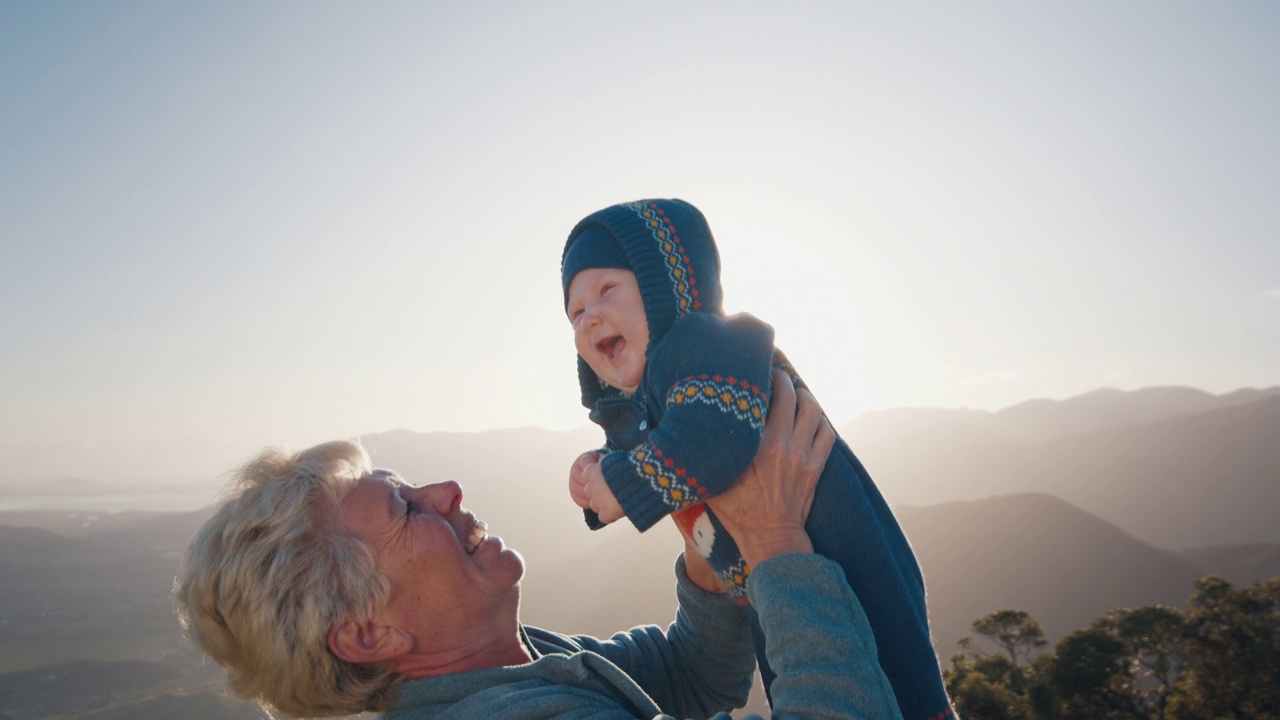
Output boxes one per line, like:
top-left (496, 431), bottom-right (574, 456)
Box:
top-left (569, 450), bottom-right (603, 509)
top-left (581, 461), bottom-right (625, 526)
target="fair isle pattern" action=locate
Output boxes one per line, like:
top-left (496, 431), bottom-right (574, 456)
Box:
top-left (718, 557), bottom-right (751, 605)
top-left (624, 201), bottom-right (701, 315)
top-left (666, 374), bottom-right (767, 431)
top-left (627, 445), bottom-right (707, 512)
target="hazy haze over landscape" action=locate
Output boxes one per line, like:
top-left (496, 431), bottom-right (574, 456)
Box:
top-left (2, 1), bottom-right (1278, 488)
top-left (2, 386), bottom-right (1278, 718)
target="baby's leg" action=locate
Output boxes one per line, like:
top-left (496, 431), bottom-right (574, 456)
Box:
top-left (806, 439), bottom-right (954, 720)
top-left (673, 503), bottom-right (751, 605)
top-left (675, 504), bottom-right (777, 705)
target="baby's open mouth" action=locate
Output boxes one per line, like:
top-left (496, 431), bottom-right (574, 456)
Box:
top-left (596, 336), bottom-right (622, 359)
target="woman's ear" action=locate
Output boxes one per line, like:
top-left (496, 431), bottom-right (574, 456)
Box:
top-left (328, 616), bottom-right (413, 664)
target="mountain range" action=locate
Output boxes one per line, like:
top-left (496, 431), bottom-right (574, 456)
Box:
top-left (840, 386), bottom-right (1280, 549)
top-left (0, 385), bottom-right (1276, 718)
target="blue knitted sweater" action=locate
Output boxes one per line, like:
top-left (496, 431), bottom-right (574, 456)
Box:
top-left (380, 554), bottom-right (904, 720)
top-left (562, 200), bottom-right (955, 720)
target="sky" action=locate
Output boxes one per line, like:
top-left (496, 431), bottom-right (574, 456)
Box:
top-left (2, 1), bottom-right (1278, 484)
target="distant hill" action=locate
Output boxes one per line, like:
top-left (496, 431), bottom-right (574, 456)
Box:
top-left (0, 476), bottom-right (127, 496)
top-left (993, 386), bottom-right (1280, 441)
top-left (520, 522), bottom-right (685, 638)
top-left (81, 691), bottom-right (259, 720)
top-left (0, 520), bottom-right (189, 678)
top-left (896, 493), bottom-right (1205, 652)
top-left (361, 426), bottom-right (611, 565)
top-left (0, 437), bottom-right (254, 487)
top-left (845, 385), bottom-right (1280, 445)
top-left (842, 388), bottom-right (1280, 549)
top-left (1179, 543), bottom-right (1280, 586)
top-left (0, 660), bottom-right (178, 719)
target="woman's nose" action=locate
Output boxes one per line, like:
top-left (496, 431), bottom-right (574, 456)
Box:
top-left (409, 481), bottom-right (462, 514)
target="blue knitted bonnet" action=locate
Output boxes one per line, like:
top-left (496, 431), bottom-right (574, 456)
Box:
top-left (561, 199), bottom-right (724, 408)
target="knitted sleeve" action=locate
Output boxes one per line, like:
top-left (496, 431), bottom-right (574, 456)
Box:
top-left (600, 312), bottom-right (776, 532)
top-left (566, 554), bottom-right (756, 718)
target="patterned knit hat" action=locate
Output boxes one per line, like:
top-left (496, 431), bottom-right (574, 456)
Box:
top-left (560, 226), bottom-right (632, 303)
top-left (561, 199), bottom-right (723, 407)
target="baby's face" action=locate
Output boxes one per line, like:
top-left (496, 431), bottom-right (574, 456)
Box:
top-left (566, 268), bottom-right (650, 396)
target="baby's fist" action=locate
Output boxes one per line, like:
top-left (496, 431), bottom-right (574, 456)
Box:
top-left (583, 462), bottom-right (624, 525)
top-left (569, 450), bottom-right (603, 509)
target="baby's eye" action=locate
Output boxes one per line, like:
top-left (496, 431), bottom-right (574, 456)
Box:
top-left (405, 500), bottom-right (418, 517)
top-left (601, 283), bottom-right (615, 294)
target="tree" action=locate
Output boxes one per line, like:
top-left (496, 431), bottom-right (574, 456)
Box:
top-left (946, 652), bottom-right (1034, 720)
top-left (971, 609), bottom-right (1049, 668)
top-left (947, 579), bottom-right (1280, 720)
top-left (1050, 605), bottom-right (1186, 720)
top-left (1113, 606), bottom-right (1185, 719)
top-left (1170, 577), bottom-right (1280, 719)
top-left (1051, 627), bottom-right (1135, 719)
top-left (946, 609), bottom-right (1053, 720)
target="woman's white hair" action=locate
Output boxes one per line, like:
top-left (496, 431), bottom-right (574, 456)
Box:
top-left (175, 440), bottom-right (401, 717)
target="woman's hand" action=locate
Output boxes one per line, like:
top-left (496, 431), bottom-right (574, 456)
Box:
top-left (707, 369), bottom-right (835, 568)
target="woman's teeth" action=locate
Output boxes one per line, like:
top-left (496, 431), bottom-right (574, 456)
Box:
top-left (466, 522), bottom-right (488, 554)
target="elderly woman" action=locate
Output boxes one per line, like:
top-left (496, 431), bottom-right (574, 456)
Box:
top-left (175, 374), bottom-right (903, 719)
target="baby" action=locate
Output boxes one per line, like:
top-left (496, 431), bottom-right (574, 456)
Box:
top-left (560, 199), bottom-right (953, 720)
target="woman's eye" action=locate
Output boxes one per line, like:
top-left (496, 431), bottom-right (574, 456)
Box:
top-left (405, 501), bottom-right (418, 517)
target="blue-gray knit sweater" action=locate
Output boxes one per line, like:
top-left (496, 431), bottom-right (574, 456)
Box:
top-left (380, 554), bottom-right (903, 720)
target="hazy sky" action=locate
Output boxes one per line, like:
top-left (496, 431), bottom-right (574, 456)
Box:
top-left (2, 1), bottom-right (1278, 483)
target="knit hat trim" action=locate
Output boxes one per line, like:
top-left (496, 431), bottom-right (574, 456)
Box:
top-left (620, 201), bottom-right (703, 316)
top-left (560, 225), bottom-right (632, 303)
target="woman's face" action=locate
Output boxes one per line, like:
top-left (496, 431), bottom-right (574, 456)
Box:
top-left (333, 472), bottom-right (525, 650)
